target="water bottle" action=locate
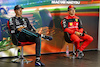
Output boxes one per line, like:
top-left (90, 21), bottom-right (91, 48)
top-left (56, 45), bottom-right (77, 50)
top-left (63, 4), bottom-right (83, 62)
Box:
top-left (18, 49), bottom-right (21, 57)
top-left (66, 45), bottom-right (69, 57)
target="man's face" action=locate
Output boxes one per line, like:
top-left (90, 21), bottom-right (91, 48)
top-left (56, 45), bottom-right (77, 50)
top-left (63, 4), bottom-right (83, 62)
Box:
top-left (68, 8), bottom-right (75, 16)
top-left (14, 8), bottom-right (22, 16)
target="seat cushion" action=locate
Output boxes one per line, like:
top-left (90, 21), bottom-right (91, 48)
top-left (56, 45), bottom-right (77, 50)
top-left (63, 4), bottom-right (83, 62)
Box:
top-left (18, 41), bottom-right (34, 46)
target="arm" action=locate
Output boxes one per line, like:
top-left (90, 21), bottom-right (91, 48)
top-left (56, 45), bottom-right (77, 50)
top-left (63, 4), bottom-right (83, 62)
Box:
top-left (8, 19), bottom-right (20, 45)
top-left (75, 19), bottom-right (84, 36)
top-left (62, 19), bottom-right (75, 34)
top-left (8, 18), bottom-right (17, 34)
top-left (25, 18), bottom-right (36, 32)
top-left (78, 19), bottom-right (83, 33)
top-left (17, 18), bottom-right (36, 32)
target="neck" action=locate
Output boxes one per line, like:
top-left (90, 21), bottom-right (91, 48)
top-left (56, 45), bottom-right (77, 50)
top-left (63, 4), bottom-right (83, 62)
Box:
top-left (16, 15), bottom-right (21, 17)
top-left (69, 14), bottom-right (75, 17)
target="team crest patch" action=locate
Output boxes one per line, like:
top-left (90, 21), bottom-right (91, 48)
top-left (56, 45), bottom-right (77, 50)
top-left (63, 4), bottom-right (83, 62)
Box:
top-left (75, 19), bottom-right (78, 22)
top-left (71, 5), bottom-right (74, 7)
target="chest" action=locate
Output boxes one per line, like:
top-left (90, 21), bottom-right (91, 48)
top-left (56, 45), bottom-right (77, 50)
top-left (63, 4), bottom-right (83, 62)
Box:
top-left (14, 18), bottom-right (26, 25)
top-left (67, 19), bottom-right (79, 27)
top-left (12, 18), bottom-right (27, 28)
top-left (12, 18), bottom-right (27, 26)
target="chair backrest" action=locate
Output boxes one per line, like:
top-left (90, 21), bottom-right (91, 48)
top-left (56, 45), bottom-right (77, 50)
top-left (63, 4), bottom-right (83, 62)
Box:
top-left (64, 32), bottom-right (72, 43)
top-left (7, 21), bottom-right (11, 32)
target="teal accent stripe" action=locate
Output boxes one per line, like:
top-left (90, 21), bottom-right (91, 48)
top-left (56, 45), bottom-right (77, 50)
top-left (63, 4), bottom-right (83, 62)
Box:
top-left (22, 29), bottom-right (38, 37)
top-left (76, 6), bottom-right (99, 10)
top-left (16, 32), bottom-right (20, 38)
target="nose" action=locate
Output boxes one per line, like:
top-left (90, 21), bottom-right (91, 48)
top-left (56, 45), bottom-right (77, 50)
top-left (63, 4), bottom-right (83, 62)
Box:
top-left (20, 10), bottom-right (22, 13)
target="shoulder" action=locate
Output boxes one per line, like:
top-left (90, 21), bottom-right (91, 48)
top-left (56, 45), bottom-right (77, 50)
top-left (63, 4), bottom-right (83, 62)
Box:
top-left (64, 16), bottom-right (69, 19)
top-left (22, 17), bottom-right (28, 20)
top-left (22, 17), bottom-right (29, 22)
top-left (9, 17), bottom-right (15, 19)
top-left (9, 17), bottom-right (15, 21)
top-left (74, 16), bottom-right (79, 19)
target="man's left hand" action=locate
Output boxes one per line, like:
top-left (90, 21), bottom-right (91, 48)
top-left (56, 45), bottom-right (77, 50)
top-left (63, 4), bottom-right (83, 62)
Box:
top-left (17, 26), bottom-right (26, 32)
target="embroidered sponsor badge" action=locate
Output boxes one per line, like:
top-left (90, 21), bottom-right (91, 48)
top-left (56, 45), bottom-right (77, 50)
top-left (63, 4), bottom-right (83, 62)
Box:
top-left (75, 19), bottom-right (78, 22)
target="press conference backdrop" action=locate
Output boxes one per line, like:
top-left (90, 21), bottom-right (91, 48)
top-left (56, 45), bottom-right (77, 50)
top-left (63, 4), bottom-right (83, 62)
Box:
top-left (0, 0), bottom-right (99, 57)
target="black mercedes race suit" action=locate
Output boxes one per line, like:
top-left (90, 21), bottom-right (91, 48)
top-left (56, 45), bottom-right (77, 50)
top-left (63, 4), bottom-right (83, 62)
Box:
top-left (8, 16), bottom-right (41, 57)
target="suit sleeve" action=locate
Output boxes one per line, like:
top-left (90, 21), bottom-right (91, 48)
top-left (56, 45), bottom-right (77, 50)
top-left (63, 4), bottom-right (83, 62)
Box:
top-left (62, 18), bottom-right (75, 34)
top-left (25, 18), bottom-right (36, 32)
top-left (8, 18), bottom-right (17, 34)
top-left (78, 19), bottom-right (83, 33)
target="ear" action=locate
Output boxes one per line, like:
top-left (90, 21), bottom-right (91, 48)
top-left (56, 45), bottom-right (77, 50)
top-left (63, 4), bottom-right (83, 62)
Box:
top-left (14, 10), bottom-right (17, 14)
top-left (14, 10), bottom-right (16, 13)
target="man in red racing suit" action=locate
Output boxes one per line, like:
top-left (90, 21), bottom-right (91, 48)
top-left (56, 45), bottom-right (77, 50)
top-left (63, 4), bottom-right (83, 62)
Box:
top-left (61, 5), bottom-right (93, 58)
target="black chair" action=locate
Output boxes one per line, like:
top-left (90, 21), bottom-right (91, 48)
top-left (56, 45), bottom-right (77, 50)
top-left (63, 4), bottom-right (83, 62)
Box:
top-left (64, 32), bottom-right (84, 58)
top-left (7, 21), bottom-right (34, 63)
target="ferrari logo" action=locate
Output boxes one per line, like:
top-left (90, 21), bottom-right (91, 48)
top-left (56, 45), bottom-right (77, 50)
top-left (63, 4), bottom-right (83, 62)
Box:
top-left (75, 19), bottom-right (78, 22)
top-left (71, 5), bottom-right (74, 7)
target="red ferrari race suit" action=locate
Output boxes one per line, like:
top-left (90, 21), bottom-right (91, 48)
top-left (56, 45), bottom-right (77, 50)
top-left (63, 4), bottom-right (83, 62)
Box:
top-left (61, 15), bottom-right (93, 51)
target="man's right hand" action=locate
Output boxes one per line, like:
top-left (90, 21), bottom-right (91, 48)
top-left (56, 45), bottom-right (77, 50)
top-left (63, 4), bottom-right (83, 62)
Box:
top-left (75, 31), bottom-right (83, 36)
top-left (17, 26), bottom-right (26, 32)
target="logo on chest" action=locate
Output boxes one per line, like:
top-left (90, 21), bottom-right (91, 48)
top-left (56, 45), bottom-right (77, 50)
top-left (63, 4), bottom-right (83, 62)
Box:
top-left (68, 22), bottom-right (79, 28)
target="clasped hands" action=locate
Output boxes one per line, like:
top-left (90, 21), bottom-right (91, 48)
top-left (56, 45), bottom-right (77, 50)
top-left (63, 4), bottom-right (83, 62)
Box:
top-left (75, 31), bottom-right (83, 36)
